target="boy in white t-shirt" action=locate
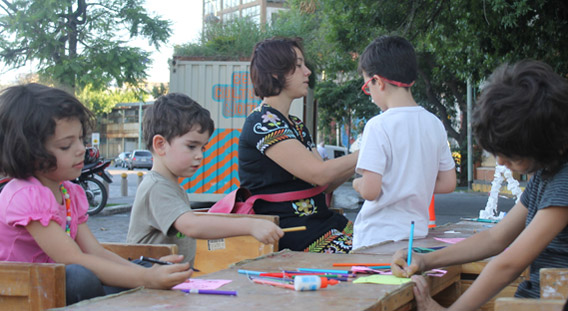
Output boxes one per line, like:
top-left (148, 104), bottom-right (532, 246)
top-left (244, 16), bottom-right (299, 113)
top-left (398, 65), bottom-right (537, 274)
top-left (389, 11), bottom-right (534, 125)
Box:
top-left (352, 35), bottom-right (457, 250)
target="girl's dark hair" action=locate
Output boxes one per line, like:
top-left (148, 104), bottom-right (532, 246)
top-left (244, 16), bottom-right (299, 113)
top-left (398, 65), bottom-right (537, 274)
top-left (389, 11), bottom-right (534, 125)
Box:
top-left (0, 83), bottom-right (94, 179)
top-left (473, 60), bottom-right (568, 177)
top-left (143, 93), bottom-right (215, 152)
top-left (250, 37), bottom-right (305, 98)
top-left (358, 35), bottom-right (417, 87)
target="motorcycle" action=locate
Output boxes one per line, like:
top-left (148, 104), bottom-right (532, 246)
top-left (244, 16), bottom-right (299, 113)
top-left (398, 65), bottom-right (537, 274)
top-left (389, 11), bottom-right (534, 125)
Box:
top-left (0, 149), bottom-right (112, 215)
top-left (76, 147), bottom-right (113, 216)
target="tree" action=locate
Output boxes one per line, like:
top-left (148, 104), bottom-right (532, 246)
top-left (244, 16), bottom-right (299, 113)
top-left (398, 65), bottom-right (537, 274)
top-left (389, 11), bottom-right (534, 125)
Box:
top-left (150, 83), bottom-right (168, 99)
top-left (76, 84), bottom-right (147, 115)
top-left (0, 0), bottom-right (171, 92)
top-left (318, 0), bottom-right (568, 185)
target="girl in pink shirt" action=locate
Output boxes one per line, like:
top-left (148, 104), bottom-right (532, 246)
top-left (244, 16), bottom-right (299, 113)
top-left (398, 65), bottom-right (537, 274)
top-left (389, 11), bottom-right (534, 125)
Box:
top-left (0, 84), bottom-right (192, 305)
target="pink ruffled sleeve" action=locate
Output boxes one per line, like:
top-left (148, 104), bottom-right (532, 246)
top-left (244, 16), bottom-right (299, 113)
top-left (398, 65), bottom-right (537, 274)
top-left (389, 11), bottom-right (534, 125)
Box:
top-left (5, 183), bottom-right (63, 228)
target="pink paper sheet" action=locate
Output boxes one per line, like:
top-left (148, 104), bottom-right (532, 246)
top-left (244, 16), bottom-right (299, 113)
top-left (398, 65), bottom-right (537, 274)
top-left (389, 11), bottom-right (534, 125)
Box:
top-left (172, 279), bottom-right (232, 291)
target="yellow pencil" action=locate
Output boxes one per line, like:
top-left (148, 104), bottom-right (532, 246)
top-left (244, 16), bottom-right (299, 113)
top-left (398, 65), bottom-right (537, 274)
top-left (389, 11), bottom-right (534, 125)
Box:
top-left (282, 226), bottom-right (307, 232)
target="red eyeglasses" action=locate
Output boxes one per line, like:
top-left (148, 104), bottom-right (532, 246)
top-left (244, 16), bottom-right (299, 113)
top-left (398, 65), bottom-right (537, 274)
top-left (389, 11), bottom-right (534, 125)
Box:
top-left (361, 75), bottom-right (415, 95)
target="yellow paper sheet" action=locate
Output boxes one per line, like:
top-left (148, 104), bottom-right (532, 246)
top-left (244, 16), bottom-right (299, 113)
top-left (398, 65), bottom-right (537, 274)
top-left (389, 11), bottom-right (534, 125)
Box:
top-left (353, 275), bottom-right (412, 285)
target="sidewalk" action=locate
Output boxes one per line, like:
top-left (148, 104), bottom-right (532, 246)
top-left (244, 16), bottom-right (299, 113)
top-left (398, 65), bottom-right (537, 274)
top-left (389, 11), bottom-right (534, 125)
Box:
top-left (100, 168), bottom-right (364, 216)
top-left (99, 169), bottom-right (142, 216)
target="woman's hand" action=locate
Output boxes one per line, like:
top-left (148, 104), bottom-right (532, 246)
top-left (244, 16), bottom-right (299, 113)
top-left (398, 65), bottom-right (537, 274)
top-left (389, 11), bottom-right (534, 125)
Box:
top-left (249, 219), bottom-right (284, 244)
top-left (391, 248), bottom-right (424, 278)
top-left (411, 275), bottom-right (447, 311)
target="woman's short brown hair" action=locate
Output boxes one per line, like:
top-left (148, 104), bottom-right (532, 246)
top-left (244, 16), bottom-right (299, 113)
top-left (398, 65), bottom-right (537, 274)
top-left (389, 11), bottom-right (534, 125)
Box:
top-left (250, 37), bottom-right (305, 99)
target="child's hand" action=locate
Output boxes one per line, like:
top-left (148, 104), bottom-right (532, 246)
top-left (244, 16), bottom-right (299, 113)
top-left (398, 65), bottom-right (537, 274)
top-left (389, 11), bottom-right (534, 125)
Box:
top-left (249, 219), bottom-right (284, 244)
top-left (391, 249), bottom-right (423, 278)
top-left (159, 254), bottom-right (185, 264)
top-left (145, 261), bottom-right (193, 289)
top-left (411, 275), bottom-right (447, 311)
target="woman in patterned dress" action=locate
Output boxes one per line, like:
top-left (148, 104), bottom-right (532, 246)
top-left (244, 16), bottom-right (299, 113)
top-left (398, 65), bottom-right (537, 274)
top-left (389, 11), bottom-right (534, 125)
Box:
top-left (238, 37), bottom-right (359, 253)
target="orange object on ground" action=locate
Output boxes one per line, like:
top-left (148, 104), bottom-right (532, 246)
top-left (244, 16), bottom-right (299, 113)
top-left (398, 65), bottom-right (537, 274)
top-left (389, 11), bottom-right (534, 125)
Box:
top-left (428, 195), bottom-right (436, 228)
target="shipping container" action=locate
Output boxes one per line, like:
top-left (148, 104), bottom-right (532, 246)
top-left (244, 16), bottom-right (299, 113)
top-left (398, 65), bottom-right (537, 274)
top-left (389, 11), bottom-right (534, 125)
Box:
top-left (170, 58), bottom-right (315, 202)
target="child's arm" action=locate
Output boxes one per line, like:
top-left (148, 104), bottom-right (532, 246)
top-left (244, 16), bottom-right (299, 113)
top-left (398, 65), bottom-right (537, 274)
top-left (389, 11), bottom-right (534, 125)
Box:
top-left (392, 200), bottom-right (528, 277)
top-left (352, 169), bottom-right (382, 201)
top-left (433, 169), bottom-right (456, 194)
top-left (74, 223), bottom-right (185, 267)
top-left (26, 221), bottom-right (192, 289)
top-left (265, 139), bottom-right (358, 187)
top-left (443, 205), bottom-right (568, 310)
top-left (174, 213), bottom-right (284, 244)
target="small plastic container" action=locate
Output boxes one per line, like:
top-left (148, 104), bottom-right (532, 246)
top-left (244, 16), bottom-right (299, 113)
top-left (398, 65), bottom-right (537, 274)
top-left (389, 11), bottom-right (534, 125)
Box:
top-left (293, 275), bottom-right (338, 291)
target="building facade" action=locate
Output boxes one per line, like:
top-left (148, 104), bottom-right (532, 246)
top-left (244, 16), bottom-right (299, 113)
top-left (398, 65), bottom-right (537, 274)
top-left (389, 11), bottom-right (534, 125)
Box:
top-left (203, 0), bottom-right (287, 27)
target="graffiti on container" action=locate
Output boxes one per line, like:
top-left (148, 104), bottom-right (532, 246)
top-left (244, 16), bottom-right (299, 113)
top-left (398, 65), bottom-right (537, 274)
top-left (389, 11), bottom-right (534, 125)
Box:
top-left (212, 71), bottom-right (261, 118)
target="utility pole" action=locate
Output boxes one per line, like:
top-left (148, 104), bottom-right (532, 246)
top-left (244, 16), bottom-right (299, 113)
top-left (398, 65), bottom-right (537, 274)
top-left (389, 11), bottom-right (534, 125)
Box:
top-left (467, 78), bottom-right (473, 189)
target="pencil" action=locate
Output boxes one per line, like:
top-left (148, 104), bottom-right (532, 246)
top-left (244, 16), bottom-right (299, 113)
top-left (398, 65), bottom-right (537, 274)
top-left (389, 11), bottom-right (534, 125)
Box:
top-left (407, 221), bottom-right (415, 266)
top-left (282, 226), bottom-right (307, 232)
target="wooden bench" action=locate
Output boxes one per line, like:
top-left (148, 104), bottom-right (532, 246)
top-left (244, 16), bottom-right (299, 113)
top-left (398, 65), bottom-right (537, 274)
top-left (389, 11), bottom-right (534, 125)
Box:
top-left (494, 268), bottom-right (568, 311)
top-left (494, 297), bottom-right (565, 311)
top-left (0, 243), bottom-right (178, 311)
top-left (540, 268), bottom-right (568, 300)
top-left (192, 212), bottom-right (279, 277)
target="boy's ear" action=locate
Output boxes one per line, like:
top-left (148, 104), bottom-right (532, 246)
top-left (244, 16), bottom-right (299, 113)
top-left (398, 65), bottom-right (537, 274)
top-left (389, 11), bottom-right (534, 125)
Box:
top-left (373, 74), bottom-right (387, 91)
top-left (152, 135), bottom-right (167, 156)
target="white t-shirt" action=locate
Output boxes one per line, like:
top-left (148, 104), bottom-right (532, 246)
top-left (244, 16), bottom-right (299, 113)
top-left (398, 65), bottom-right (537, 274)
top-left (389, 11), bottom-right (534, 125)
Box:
top-left (353, 106), bottom-right (455, 250)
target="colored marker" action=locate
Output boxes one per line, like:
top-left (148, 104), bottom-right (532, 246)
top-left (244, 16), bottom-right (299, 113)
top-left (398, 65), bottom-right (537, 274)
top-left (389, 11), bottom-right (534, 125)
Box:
top-left (252, 278), bottom-right (295, 290)
top-left (140, 256), bottom-right (200, 271)
top-left (282, 226), bottom-right (307, 232)
top-left (332, 263), bottom-right (390, 267)
top-left (475, 218), bottom-right (498, 223)
top-left (298, 268), bottom-right (350, 274)
top-left (140, 256), bottom-right (173, 265)
top-left (407, 221), bottom-right (415, 266)
top-left (181, 289), bottom-right (237, 296)
top-left (238, 269), bottom-right (266, 276)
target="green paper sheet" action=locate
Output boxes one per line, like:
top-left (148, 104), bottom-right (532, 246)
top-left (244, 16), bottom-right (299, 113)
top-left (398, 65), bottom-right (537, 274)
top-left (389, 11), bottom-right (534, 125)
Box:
top-left (353, 275), bottom-right (412, 285)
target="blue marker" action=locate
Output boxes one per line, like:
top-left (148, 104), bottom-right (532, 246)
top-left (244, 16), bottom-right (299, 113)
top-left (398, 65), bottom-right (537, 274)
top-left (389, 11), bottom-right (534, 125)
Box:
top-left (407, 221), bottom-right (415, 266)
top-left (238, 269), bottom-right (265, 276)
top-left (297, 268), bottom-right (350, 274)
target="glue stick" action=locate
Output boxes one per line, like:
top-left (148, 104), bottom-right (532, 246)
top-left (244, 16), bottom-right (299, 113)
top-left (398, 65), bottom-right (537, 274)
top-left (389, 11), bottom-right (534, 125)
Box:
top-left (293, 275), bottom-right (338, 291)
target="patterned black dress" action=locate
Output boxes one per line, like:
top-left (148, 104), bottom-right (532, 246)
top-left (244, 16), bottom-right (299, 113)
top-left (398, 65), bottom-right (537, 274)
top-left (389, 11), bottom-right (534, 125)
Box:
top-left (238, 103), bottom-right (352, 253)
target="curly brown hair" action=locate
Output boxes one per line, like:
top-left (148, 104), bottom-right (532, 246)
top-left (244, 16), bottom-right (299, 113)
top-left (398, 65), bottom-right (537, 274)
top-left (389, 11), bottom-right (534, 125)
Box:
top-left (0, 83), bottom-right (94, 179)
top-left (473, 60), bottom-right (568, 177)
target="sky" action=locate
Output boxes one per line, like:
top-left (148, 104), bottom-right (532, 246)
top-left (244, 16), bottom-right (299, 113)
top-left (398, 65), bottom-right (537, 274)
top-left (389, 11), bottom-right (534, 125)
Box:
top-left (0, 0), bottom-right (203, 84)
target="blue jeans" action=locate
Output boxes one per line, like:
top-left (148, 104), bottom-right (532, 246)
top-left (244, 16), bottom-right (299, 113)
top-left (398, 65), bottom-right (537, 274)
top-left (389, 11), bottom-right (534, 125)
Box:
top-left (65, 263), bottom-right (143, 305)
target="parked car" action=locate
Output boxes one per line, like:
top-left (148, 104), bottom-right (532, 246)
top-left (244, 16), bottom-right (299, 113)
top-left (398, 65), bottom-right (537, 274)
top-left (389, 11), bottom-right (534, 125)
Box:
top-left (114, 152), bottom-right (131, 167)
top-left (127, 150), bottom-right (153, 170)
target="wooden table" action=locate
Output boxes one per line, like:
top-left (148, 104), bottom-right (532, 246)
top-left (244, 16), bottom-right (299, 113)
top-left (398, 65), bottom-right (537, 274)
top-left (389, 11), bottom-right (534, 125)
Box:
top-left (352, 220), bottom-right (528, 311)
top-left (60, 250), bottom-right (461, 311)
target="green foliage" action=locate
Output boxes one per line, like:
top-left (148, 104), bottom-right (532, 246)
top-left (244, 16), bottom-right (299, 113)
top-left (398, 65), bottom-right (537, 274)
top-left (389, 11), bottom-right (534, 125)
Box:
top-left (151, 83), bottom-right (168, 99)
top-left (318, 0), bottom-right (568, 185)
top-left (175, 18), bottom-right (262, 60)
top-left (77, 85), bottom-right (147, 115)
top-left (315, 79), bottom-right (377, 139)
top-left (0, 0), bottom-right (171, 91)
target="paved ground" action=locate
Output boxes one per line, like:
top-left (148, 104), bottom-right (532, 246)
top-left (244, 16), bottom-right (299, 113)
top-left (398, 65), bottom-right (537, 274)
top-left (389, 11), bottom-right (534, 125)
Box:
top-left (87, 167), bottom-right (517, 243)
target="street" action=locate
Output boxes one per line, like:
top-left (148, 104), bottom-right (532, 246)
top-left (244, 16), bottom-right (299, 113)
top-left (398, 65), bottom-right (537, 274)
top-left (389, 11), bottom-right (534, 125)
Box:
top-left (87, 167), bottom-right (517, 243)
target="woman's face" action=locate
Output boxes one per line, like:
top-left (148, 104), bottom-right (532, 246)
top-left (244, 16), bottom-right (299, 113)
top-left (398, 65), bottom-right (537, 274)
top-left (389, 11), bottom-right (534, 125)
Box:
top-left (282, 47), bottom-right (311, 98)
